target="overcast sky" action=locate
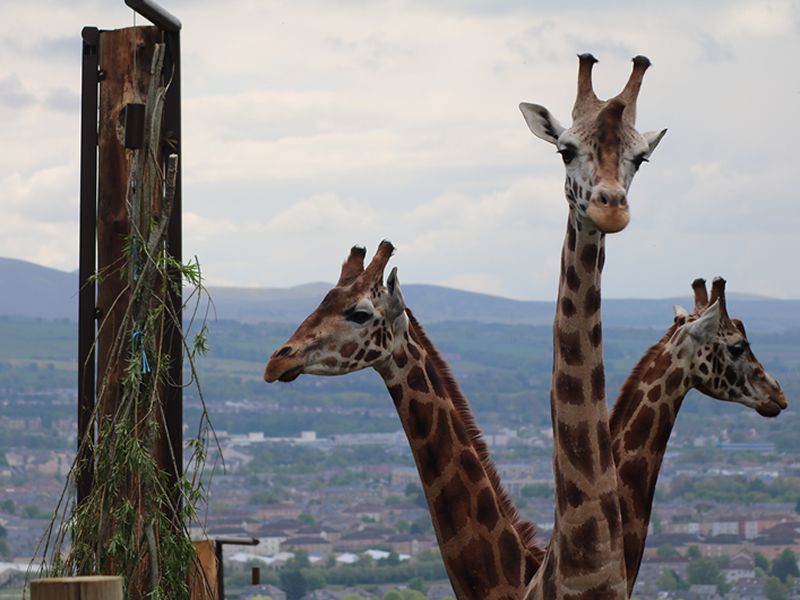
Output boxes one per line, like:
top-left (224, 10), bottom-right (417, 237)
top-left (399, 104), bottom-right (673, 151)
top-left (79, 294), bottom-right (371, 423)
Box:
top-left (1, 0), bottom-right (798, 300)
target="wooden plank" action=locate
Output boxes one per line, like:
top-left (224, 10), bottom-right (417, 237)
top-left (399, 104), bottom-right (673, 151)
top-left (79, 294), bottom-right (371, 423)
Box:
top-left (31, 575), bottom-right (123, 600)
top-left (190, 540), bottom-right (218, 600)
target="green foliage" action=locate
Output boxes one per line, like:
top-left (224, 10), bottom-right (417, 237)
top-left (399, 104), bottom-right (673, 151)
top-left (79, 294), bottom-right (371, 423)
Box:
top-left (521, 482), bottom-right (552, 498)
top-left (771, 548), bottom-right (799, 583)
top-left (686, 545), bottom-right (702, 559)
top-left (279, 569), bottom-right (307, 600)
top-left (686, 557), bottom-right (720, 585)
top-left (764, 575), bottom-right (789, 600)
top-left (0, 499), bottom-right (14, 514)
top-left (656, 569), bottom-right (686, 591)
top-left (755, 551), bottom-right (771, 571)
top-left (656, 544), bottom-right (679, 559)
top-left (408, 575), bottom-right (427, 594)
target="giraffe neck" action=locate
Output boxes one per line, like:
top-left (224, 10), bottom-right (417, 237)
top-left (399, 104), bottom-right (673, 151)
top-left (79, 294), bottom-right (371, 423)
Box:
top-left (610, 324), bottom-right (689, 595)
top-left (375, 309), bottom-right (540, 600)
top-left (530, 212), bottom-right (627, 600)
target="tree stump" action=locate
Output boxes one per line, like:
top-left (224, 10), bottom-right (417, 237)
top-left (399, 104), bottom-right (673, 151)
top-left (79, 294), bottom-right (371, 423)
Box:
top-left (30, 575), bottom-right (123, 600)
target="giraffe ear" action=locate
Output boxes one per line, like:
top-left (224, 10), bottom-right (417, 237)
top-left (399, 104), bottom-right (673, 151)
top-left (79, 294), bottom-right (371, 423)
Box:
top-left (519, 103), bottom-right (565, 145)
top-left (385, 267), bottom-right (406, 323)
top-left (642, 128), bottom-right (667, 158)
top-left (686, 300), bottom-right (721, 342)
top-left (673, 304), bottom-right (689, 318)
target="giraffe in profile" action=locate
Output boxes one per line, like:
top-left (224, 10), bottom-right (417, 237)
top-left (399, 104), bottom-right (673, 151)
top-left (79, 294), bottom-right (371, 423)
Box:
top-left (266, 241), bottom-right (542, 599)
top-left (518, 54), bottom-right (666, 599)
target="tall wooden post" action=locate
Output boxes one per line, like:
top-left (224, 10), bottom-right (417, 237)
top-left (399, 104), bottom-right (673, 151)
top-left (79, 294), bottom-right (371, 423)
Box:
top-left (96, 25), bottom-right (161, 425)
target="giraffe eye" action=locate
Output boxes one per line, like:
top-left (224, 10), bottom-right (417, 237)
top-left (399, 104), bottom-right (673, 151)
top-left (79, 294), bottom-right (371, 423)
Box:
top-left (728, 340), bottom-right (749, 359)
top-left (557, 145), bottom-right (577, 165)
top-left (345, 308), bottom-right (372, 325)
top-left (631, 154), bottom-right (649, 171)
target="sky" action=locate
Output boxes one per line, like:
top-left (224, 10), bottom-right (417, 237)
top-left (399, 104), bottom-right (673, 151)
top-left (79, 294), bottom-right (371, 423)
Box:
top-left (1, 0), bottom-right (798, 300)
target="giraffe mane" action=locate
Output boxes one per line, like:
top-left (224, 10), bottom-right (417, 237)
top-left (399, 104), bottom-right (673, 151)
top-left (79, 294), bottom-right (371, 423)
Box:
top-left (404, 309), bottom-right (544, 561)
top-left (609, 321), bottom-right (680, 431)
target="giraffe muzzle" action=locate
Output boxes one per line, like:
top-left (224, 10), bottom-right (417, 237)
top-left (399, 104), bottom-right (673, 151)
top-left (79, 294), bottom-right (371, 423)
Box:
top-left (264, 351), bottom-right (304, 383)
top-left (587, 194), bottom-right (630, 233)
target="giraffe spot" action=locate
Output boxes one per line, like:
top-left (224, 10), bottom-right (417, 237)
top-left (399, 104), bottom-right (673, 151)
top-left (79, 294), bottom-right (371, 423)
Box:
top-left (476, 487), bottom-right (500, 531)
top-left (560, 297), bottom-right (577, 317)
top-left (425, 357), bottom-right (446, 398)
top-left (387, 384), bottom-right (404, 407)
top-left (323, 357), bottom-right (338, 368)
top-left (624, 532), bottom-right (644, 588)
top-left (567, 220), bottom-right (577, 252)
top-left (407, 366), bottom-right (430, 393)
top-left (524, 554), bottom-right (537, 586)
top-left (619, 457), bottom-right (650, 521)
top-left (598, 244), bottom-right (605, 273)
top-left (364, 349), bottom-right (381, 362)
top-left (580, 243), bottom-right (598, 271)
top-left (591, 364), bottom-right (605, 403)
top-left (459, 450), bottom-right (484, 483)
top-left (566, 266), bottom-right (580, 291)
top-left (498, 528), bottom-right (523, 587)
top-left (590, 322), bottom-right (602, 347)
top-left (584, 285), bottom-right (601, 316)
top-left (452, 535), bottom-right (498, 597)
top-left (624, 405), bottom-right (655, 452)
top-left (394, 348), bottom-right (408, 368)
top-left (564, 479), bottom-right (588, 508)
top-left (725, 365), bottom-right (737, 385)
top-left (432, 473), bottom-right (469, 542)
top-left (647, 385), bottom-right (662, 402)
top-left (558, 420), bottom-right (594, 480)
top-left (407, 397), bottom-right (434, 440)
top-left (599, 491), bottom-right (621, 546)
top-left (597, 421), bottom-right (612, 472)
top-left (407, 343), bottom-right (421, 360)
top-left (650, 402), bottom-right (676, 453)
top-left (353, 348), bottom-right (366, 361)
top-left (418, 413), bottom-right (453, 486)
top-left (665, 368), bottom-right (685, 394)
top-left (555, 372), bottom-right (585, 405)
top-left (559, 517), bottom-right (600, 575)
top-left (643, 351), bottom-right (671, 384)
top-left (339, 341), bottom-right (358, 358)
top-left (676, 347), bottom-right (686, 360)
top-left (557, 328), bottom-right (584, 366)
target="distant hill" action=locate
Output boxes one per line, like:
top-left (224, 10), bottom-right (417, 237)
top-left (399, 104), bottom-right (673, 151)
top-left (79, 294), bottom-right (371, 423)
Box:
top-left (1, 257), bottom-right (798, 332)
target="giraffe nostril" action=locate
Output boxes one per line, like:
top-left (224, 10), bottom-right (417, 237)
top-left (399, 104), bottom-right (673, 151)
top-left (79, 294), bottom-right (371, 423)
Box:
top-left (275, 345), bottom-right (293, 358)
top-left (600, 195), bottom-right (609, 206)
top-left (619, 197), bottom-right (627, 207)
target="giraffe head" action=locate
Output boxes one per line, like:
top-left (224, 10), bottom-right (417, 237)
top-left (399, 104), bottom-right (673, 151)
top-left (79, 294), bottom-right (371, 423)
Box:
top-left (519, 54), bottom-right (667, 233)
top-left (672, 277), bottom-right (787, 417)
top-left (264, 241), bottom-right (407, 383)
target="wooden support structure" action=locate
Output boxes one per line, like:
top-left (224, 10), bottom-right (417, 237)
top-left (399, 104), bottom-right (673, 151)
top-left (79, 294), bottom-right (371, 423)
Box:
top-left (31, 576), bottom-right (123, 600)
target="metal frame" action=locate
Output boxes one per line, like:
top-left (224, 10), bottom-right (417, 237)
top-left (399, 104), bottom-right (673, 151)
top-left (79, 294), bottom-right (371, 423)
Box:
top-left (77, 25), bottom-right (100, 506)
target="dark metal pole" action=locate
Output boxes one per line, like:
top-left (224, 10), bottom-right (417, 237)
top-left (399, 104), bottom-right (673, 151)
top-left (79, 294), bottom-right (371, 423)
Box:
top-left (124, 0), bottom-right (182, 32)
top-left (77, 25), bottom-right (100, 508)
top-left (162, 26), bottom-right (183, 507)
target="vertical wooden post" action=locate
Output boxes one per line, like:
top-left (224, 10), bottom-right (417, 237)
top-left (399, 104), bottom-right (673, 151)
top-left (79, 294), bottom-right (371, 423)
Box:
top-left (96, 25), bottom-right (160, 422)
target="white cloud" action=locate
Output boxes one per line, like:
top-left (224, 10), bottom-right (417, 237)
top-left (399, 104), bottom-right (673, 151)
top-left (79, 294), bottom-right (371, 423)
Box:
top-left (0, 0), bottom-right (797, 299)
